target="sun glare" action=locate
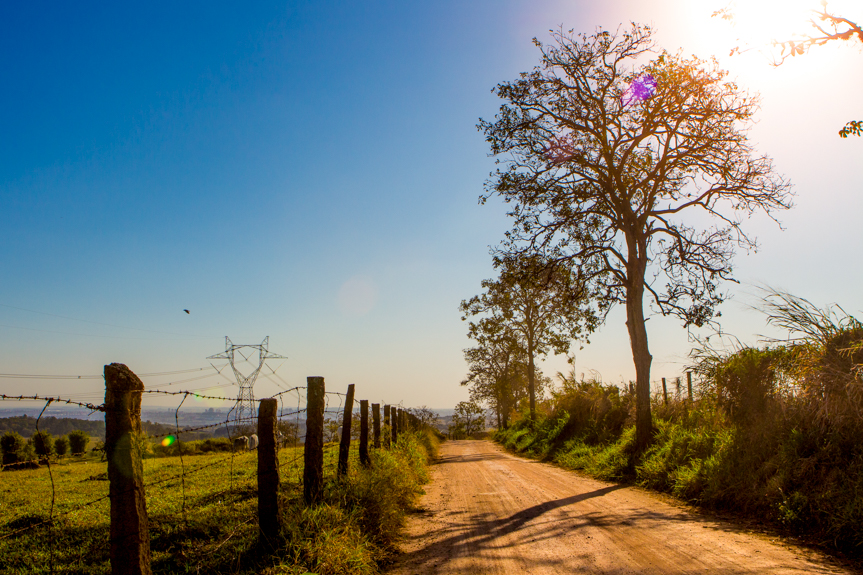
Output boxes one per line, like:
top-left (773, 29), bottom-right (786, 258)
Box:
top-left (709, 0), bottom-right (862, 56)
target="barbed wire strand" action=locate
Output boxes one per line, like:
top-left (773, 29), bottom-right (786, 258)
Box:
top-left (0, 367), bottom-right (213, 380)
top-left (0, 394), bottom-right (104, 412)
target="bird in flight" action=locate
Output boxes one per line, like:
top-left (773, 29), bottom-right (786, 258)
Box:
top-left (183, 309), bottom-right (190, 314)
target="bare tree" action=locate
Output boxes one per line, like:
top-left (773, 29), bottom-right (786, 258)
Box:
top-left (479, 24), bottom-right (793, 451)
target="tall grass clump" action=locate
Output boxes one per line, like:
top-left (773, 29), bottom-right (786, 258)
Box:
top-left (271, 429), bottom-right (436, 575)
top-left (495, 290), bottom-right (863, 557)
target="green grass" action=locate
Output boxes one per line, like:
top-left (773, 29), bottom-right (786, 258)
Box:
top-left (0, 432), bottom-right (434, 574)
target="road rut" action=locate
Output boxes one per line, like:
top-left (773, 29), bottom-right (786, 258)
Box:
top-left (387, 440), bottom-right (854, 574)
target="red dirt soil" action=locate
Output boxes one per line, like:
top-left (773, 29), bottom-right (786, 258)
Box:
top-left (387, 440), bottom-right (856, 575)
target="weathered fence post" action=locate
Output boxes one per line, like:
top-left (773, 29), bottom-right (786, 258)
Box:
top-left (304, 376), bottom-right (325, 506)
top-left (104, 363), bottom-right (152, 575)
top-left (687, 372), bottom-right (693, 401)
top-left (359, 400), bottom-right (370, 467)
top-left (662, 378), bottom-right (668, 405)
top-left (258, 398), bottom-right (280, 545)
top-left (372, 403), bottom-right (381, 449)
top-left (337, 384), bottom-right (355, 478)
top-left (392, 407), bottom-right (399, 443)
top-left (383, 404), bottom-right (391, 447)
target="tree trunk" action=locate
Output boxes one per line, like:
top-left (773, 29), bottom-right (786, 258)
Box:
top-left (527, 349), bottom-right (536, 423)
top-left (624, 244), bottom-right (653, 453)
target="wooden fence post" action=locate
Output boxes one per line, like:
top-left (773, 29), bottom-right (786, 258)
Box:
top-left (687, 372), bottom-right (693, 401)
top-left (392, 407), bottom-right (399, 444)
top-left (304, 376), bottom-right (325, 506)
top-left (383, 404), bottom-right (391, 448)
top-left (662, 378), bottom-right (668, 405)
top-left (359, 400), bottom-right (370, 467)
top-left (104, 363), bottom-right (152, 575)
top-left (258, 398), bottom-right (279, 545)
top-left (372, 403), bottom-right (380, 449)
top-left (337, 384), bottom-right (355, 478)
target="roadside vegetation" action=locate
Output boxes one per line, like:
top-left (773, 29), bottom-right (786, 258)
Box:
top-left (495, 292), bottom-right (863, 557)
top-left (0, 429), bottom-right (437, 574)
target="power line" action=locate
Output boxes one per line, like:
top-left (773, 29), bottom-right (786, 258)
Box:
top-left (0, 367), bottom-right (215, 380)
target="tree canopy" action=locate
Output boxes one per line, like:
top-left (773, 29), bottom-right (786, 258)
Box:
top-left (479, 24), bottom-right (792, 450)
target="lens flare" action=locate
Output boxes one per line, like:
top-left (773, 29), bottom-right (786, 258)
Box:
top-left (161, 435), bottom-right (176, 447)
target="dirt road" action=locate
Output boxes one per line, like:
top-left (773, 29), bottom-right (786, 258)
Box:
top-left (387, 440), bottom-right (854, 575)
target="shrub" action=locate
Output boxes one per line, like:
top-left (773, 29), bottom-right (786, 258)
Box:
top-left (54, 435), bottom-right (69, 457)
top-left (1, 431), bottom-right (25, 466)
top-left (68, 430), bottom-right (90, 455)
top-left (32, 431), bottom-right (54, 457)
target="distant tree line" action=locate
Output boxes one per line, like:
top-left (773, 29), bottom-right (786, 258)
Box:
top-left (0, 415), bottom-right (105, 439)
top-left (1, 429), bottom-right (91, 469)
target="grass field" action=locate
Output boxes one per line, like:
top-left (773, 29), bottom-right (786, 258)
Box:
top-left (0, 438), bottom-right (424, 574)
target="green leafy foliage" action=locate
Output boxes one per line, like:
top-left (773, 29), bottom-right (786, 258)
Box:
top-left (68, 430), bottom-right (90, 455)
top-left (1, 430), bottom-right (25, 466)
top-left (54, 435), bottom-right (69, 457)
top-left (32, 431), bottom-right (54, 457)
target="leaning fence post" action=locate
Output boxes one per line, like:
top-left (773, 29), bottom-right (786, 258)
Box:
top-left (372, 403), bottom-right (381, 449)
top-left (304, 376), bottom-right (325, 506)
top-left (687, 372), bottom-right (693, 401)
top-left (104, 363), bottom-right (152, 575)
top-left (257, 398), bottom-right (280, 545)
top-left (337, 384), bottom-right (355, 478)
top-left (359, 400), bottom-right (370, 467)
top-left (662, 378), bottom-right (668, 405)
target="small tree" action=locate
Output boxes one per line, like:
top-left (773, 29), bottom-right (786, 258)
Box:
top-left (324, 417), bottom-right (341, 443)
top-left (54, 435), bottom-right (69, 457)
top-left (462, 333), bottom-right (543, 429)
top-left (452, 401), bottom-right (486, 438)
top-left (1, 431), bottom-right (25, 466)
top-left (277, 421), bottom-right (300, 447)
top-left (33, 431), bottom-right (54, 458)
top-left (461, 255), bottom-right (595, 421)
top-left (68, 430), bottom-right (90, 455)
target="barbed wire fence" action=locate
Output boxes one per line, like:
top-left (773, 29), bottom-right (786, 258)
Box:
top-left (0, 365), bottom-right (424, 574)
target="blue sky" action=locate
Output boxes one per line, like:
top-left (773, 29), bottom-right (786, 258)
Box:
top-left (1, 0), bottom-right (861, 410)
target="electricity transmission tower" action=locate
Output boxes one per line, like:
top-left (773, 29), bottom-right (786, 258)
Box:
top-left (208, 336), bottom-right (286, 433)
